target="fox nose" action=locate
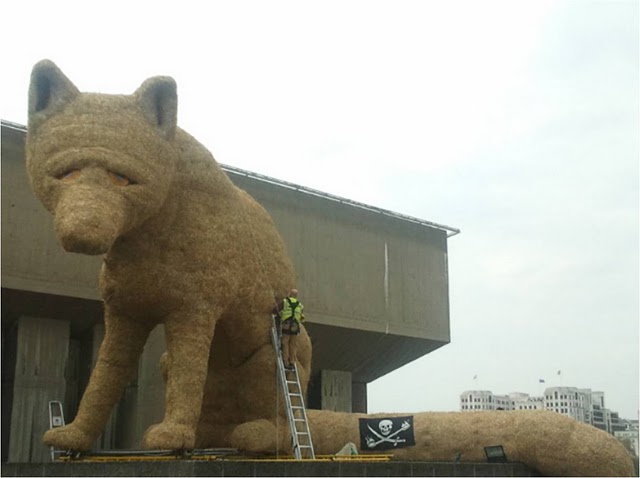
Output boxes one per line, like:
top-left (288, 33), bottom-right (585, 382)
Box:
top-left (53, 183), bottom-right (127, 255)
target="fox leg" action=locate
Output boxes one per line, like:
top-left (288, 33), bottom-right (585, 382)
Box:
top-left (44, 310), bottom-right (153, 451)
top-left (142, 308), bottom-right (217, 450)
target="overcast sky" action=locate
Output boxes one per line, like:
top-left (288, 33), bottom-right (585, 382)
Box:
top-left (2, 1), bottom-right (638, 419)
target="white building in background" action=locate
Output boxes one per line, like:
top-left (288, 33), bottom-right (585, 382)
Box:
top-left (460, 390), bottom-right (495, 411)
top-left (460, 391), bottom-right (543, 412)
top-left (544, 386), bottom-right (589, 423)
top-left (508, 392), bottom-right (544, 411)
top-left (614, 419), bottom-right (639, 457)
top-left (460, 386), bottom-right (629, 437)
top-left (543, 387), bottom-right (628, 434)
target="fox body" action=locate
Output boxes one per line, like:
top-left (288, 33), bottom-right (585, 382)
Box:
top-left (28, 60), bottom-right (310, 452)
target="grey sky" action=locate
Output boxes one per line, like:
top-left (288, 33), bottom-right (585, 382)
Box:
top-left (2, 1), bottom-right (638, 418)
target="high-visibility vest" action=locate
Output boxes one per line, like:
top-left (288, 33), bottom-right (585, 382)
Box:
top-left (280, 297), bottom-right (303, 323)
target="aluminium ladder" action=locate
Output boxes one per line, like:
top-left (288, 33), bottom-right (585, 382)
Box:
top-left (270, 318), bottom-right (315, 459)
top-left (48, 400), bottom-right (66, 462)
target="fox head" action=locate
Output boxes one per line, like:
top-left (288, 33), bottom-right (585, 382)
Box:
top-left (26, 60), bottom-right (179, 255)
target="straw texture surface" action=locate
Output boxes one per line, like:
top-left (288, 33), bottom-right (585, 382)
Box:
top-left (27, 59), bottom-right (310, 453)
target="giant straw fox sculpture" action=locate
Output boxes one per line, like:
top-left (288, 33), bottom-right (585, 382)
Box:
top-left (27, 60), bottom-right (633, 476)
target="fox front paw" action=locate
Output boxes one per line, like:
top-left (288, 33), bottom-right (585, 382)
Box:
top-left (43, 424), bottom-right (93, 451)
top-left (141, 422), bottom-right (196, 450)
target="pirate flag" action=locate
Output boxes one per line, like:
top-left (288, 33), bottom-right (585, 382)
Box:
top-left (359, 416), bottom-right (415, 451)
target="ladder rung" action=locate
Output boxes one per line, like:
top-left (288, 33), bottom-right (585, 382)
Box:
top-left (291, 405), bottom-right (304, 410)
top-left (289, 393), bottom-right (302, 397)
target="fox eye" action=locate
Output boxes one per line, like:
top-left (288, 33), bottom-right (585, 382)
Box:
top-left (58, 169), bottom-right (81, 182)
top-left (108, 171), bottom-right (135, 186)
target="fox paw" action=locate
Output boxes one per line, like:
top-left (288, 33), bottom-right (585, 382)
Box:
top-left (230, 419), bottom-right (279, 453)
top-left (43, 424), bottom-right (93, 451)
top-left (141, 422), bottom-right (195, 450)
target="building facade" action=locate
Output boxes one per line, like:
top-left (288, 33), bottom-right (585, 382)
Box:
top-left (614, 422), bottom-right (640, 457)
top-left (542, 387), bottom-right (627, 434)
top-left (460, 391), bottom-right (543, 412)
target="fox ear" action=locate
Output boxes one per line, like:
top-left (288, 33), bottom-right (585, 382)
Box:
top-left (28, 60), bottom-right (79, 123)
top-left (135, 76), bottom-right (177, 140)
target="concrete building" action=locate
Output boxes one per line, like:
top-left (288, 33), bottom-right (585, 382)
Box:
top-left (614, 420), bottom-right (639, 457)
top-left (460, 391), bottom-right (543, 412)
top-left (544, 386), bottom-right (589, 423)
top-left (1, 120), bottom-right (459, 462)
top-left (543, 387), bottom-right (621, 433)
top-left (460, 390), bottom-right (494, 411)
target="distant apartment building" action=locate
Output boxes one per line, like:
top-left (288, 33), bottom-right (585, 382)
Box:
top-left (542, 387), bottom-right (629, 434)
top-left (614, 420), bottom-right (639, 457)
top-left (460, 390), bottom-right (494, 411)
top-left (460, 390), bottom-right (543, 411)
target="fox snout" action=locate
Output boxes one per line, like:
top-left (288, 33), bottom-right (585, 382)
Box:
top-left (53, 182), bottom-right (128, 255)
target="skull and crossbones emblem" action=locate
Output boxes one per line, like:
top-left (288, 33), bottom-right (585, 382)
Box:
top-left (365, 419), bottom-right (411, 448)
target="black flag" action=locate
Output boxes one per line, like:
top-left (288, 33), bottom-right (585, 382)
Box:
top-left (359, 416), bottom-right (415, 451)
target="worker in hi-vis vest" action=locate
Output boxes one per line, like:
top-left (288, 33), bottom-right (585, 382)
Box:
top-left (276, 289), bottom-right (305, 368)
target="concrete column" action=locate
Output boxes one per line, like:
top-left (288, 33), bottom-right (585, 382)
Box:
top-left (8, 317), bottom-right (69, 463)
top-left (352, 381), bottom-right (368, 413)
top-left (91, 324), bottom-right (118, 450)
top-left (64, 340), bottom-right (79, 422)
top-left (134, 325), bottom-right (166, 446)
top-left (320, 370), bottom-right (352, 412)
top-left (2, 323), bottom-right (18, 462)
